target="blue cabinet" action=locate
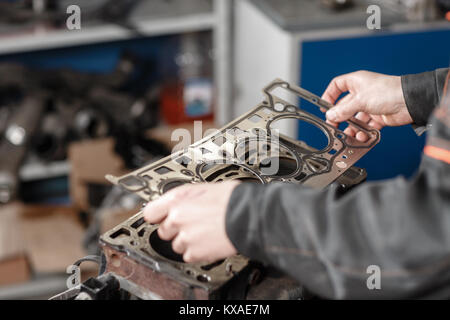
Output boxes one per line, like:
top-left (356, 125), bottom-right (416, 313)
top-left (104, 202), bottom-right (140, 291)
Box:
top-left (299, 28), bottom-right (450, 180)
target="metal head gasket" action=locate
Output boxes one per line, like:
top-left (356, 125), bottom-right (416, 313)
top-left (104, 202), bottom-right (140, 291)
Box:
top-left (100, 78), bottom-right (380, 299)
top-left (105, 78), bottom-right (380, 195)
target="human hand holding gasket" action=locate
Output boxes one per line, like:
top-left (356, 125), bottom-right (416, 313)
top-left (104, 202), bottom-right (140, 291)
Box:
top-left (321, 70), bottom-right (412, 142)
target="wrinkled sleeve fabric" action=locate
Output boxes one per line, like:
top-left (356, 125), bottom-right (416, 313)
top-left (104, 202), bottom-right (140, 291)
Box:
top-left (226, 73), bottom-right (450, 299)
top-left (401, 68), bottom-right (449, 127)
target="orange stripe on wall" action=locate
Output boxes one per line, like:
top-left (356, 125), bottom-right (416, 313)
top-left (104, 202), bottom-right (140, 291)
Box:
top-left (424, 145), bottom-right (450, 165)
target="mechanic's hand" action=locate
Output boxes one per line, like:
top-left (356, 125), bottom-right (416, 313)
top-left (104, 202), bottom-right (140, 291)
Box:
top-left (321, 70), bottom-right (412, 142)
top-left (143, 181), bottom-right (240, 263)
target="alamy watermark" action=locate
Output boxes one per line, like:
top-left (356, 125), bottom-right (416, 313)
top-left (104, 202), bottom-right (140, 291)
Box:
top-left (66, 5), bottom-right (81, 30)
top-left (366, 5), bottom-right (381, 30)
top-left (366, 265), bottom-right (381, 290)
top-left (66, 264), bottom-right (81, 289)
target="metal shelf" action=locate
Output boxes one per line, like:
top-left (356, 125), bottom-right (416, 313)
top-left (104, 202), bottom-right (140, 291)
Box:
top-left (0, 273), bottom-right (68, 300)
top-left (0, 13), bottom-right (216, 55)
top-left (19, 160), bottom-right (70, 182)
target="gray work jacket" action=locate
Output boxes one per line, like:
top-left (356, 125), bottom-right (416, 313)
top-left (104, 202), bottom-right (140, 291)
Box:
top-left (226, 68), bottom-right (450, 299)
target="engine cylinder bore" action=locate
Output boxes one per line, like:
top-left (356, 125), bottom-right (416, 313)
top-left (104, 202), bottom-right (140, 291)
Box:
top-left (149, 230), bottom-right (184, 263)
top-left (259, 156), bottom-right (298, 177)
top-left (160, 179), bottom-right (190, 194)
top-left (234, 138), bottom-right (300, 178)
top-left (197, 161), bottom-right (264, 183)
top-left (269, 116), bottom-right (331, 152)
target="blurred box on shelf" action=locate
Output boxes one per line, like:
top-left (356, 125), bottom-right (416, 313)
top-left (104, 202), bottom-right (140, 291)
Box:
top-left (0, 254), bottom-right (31, 287)
top-left (0, 203), bottom-right (96, 287)
top-left (68, 138), bottom-right (127, 211)
top-left (18, 205), bottom-right (88, 274)
top-left (0, 204), bottom-right (31, 286)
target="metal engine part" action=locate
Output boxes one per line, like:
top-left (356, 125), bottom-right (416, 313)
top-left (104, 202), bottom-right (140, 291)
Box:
top-left (100, 78), bottom-right (380, 300)
top-left (0, 94), bottom-right (46, 203)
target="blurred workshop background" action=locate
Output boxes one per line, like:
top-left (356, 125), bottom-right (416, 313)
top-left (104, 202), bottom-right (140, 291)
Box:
top-left (0, 0), bottom-right (448, 299)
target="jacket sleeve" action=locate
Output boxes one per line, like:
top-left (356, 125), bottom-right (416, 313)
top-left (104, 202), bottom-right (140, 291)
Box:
top-left (402, 68), bottom-right (449, 127)
top-left (226, 72), bottom-right (450, 299)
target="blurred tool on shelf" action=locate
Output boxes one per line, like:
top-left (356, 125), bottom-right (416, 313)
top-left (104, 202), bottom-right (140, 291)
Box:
top-left (0, 94), bottom-right (46, 204)
top-left (320, 0), bottom-right (354, 11)
top-left (0, 0), bottom-right (143, 29)
top-left (367, 0), bottom-right (450, 21)
top-left (0, 0), bottom-right (61, 26)
top-left (0, 51), bottom-right (173, 205)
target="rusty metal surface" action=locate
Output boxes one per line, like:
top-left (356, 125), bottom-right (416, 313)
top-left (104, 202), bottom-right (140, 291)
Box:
top-left (102, 245), bottom-right (208, 299)
top-left (100, 215), bottom-right (251, 300)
